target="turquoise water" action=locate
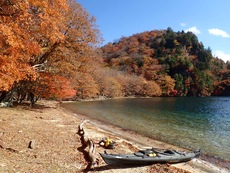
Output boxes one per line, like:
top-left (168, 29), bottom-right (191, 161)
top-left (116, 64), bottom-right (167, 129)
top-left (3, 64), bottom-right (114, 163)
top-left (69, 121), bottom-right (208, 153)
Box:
top-left (63, 97), bottom-right (230, 161)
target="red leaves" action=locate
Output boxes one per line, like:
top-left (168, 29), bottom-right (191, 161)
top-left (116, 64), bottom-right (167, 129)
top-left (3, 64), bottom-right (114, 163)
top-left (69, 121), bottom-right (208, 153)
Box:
top-left (33, 73), bottom-right (76, 99)
top-left (0, 0), bottom-right (101, 101)
top-left (0, 0), bottom-right (75, 98)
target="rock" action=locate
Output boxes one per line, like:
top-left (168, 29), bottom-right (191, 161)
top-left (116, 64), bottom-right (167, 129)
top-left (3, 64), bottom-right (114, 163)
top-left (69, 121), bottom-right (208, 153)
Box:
top-left (0, 102), bottom-right (8, 107)
top-left (0, 131), bottom-right (5, 138)
top-left (0, 102), bottom-right (13, 107)
top-left (28, 140), bottom-right (36, 149)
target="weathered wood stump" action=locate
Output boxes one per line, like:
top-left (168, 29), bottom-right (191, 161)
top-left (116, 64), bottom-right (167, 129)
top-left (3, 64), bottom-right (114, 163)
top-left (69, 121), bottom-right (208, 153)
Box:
top-left (77, 120), bottom-right (99, 169)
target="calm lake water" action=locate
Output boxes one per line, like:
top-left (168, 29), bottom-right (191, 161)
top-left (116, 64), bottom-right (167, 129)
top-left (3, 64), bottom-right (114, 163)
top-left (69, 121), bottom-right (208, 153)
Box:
top-left (63, 97), bottom-right (230, 161)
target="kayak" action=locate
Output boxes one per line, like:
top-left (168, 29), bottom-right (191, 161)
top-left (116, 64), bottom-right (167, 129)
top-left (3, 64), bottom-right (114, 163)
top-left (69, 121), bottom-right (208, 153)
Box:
top-left (100, 148), bottom-right (200, 166)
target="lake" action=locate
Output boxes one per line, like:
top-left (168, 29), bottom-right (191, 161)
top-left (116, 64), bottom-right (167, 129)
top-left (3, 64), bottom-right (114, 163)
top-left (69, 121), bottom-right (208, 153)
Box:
top-left (62, 97), bottom-right (230, 161)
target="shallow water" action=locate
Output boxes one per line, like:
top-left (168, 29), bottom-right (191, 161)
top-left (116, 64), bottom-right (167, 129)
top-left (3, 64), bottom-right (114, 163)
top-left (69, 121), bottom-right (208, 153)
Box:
top-left (63, 97), bottom-right (230, 161)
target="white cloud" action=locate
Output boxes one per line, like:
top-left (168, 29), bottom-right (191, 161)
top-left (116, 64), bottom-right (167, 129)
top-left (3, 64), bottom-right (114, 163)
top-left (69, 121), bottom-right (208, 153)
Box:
top-left (214, 50), bottom-right (230, 62)
top-left (185, 26), bottom-right (201, 35)
top-left (180, 22), bottom-right (186, 27)
top-left (208, 28), bottom-right (230, 38)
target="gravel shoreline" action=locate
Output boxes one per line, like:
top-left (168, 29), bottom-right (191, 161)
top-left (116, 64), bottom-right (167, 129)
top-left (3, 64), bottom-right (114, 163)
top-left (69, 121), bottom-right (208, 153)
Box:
top-left (0, 100), bottom-right (229, 172)
top-left (61, 102), bottom-right (230, 173)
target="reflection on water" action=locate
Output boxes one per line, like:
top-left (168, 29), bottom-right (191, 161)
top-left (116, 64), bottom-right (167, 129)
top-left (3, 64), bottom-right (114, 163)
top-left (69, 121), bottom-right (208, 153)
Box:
top-left (63, 97), bottom-right (230, 160)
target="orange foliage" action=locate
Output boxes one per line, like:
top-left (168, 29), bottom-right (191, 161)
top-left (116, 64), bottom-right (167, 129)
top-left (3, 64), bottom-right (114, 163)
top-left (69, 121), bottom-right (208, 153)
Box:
top-left (75, 72), bottom-right (99, 99)
top-left (157, 75), bottom-right (175, 96)
top-left (145, 81), bottom-right (162, 96)
top-left (102, 77), bottom-right (123, 98)
top-left (0, 0), bottom-right (101, 102)
top-left (0, 0), bottom-right (68, 91)
top-left (33, 73), bottom-right (76, 99)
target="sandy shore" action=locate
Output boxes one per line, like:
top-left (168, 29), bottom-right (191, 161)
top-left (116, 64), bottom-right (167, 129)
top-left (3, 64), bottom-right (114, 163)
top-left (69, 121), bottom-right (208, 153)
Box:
top-left (0, 100), bottom-right (229, 172)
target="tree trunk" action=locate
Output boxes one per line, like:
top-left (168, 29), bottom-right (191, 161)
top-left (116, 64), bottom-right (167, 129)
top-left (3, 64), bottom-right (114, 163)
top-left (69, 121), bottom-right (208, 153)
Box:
top-left (0, 90), bottom-right (14, 106)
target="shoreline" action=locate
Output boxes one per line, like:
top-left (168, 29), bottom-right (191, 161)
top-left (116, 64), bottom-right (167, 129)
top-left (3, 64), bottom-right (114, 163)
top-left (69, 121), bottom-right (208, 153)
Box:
top-left (0, 100), bottom-right (229, 172)
top-left (60, 104), bottom-right (230, 172)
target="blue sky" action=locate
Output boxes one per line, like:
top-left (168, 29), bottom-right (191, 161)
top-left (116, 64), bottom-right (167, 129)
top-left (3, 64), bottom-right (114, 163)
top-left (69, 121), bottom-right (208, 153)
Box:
top-left (77, 0), bottom-right (230, 62)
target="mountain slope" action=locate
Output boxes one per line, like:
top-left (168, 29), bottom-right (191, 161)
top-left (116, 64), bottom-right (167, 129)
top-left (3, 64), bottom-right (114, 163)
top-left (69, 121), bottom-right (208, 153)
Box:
top-left (101, 28), bottom-right (230, 96)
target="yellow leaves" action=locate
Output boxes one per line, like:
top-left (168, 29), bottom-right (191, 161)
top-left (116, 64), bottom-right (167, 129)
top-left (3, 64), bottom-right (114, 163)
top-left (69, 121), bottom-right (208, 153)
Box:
top-left (75, 72), bottom-right (99, 99)
top-left (100, 77), bottom-right (123, 98)
top-left (145, 81), bottom-right (162, 96)
top-left (174, 39), bottom-right (180, 46)
top-left (158, 75), bottom-right (175, 95)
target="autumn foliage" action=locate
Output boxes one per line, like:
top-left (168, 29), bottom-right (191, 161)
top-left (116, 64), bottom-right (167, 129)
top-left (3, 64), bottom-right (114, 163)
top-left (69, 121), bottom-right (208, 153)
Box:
top-left (101, 28), bottom-right (230, 97)
top-left (0, 0), bottom-right (100, 105)
top-left (1, 1), bottom-right (229, 106)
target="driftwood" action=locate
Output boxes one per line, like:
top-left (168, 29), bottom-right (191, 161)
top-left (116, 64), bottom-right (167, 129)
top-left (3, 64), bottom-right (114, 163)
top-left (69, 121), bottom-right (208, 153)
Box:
top-left (77, 119), bottom-right (90, 135)
top-left (77, 120), bottom-right (90, 148)
top-left (77, 120), bottom-right (99, 169)
top-left (88, 139), bottom-right (98, 167)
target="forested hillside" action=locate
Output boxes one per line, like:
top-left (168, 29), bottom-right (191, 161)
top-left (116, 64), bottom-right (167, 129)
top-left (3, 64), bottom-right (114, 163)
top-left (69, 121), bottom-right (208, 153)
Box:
top-left (101, 28), bottom-right (230, 97)
top-left (1, 0), bottom-right (229, 106)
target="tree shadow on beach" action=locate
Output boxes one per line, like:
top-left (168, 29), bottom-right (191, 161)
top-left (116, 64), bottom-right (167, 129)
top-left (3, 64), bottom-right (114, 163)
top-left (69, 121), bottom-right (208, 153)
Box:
top-left (85, 164), bottom-right (147, 172)
top-left (89, 163), bottom-right (192, 173)
top-left (77, 145), bottom-right (93, 172)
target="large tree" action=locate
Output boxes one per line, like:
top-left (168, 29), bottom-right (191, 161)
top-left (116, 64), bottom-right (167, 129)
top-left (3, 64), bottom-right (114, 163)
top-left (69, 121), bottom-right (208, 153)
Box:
top-left (0, 0), bottom-right (100, 105)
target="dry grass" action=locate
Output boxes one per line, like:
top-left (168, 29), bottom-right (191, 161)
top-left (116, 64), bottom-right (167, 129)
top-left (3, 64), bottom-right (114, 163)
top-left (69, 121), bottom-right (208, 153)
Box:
top-left (0, 101), bottom-right (82, 172)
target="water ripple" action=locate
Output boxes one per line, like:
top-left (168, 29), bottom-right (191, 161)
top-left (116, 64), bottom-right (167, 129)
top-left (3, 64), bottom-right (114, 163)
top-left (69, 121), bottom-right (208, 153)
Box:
top-left (63, 97), bottom-right (230, 161)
